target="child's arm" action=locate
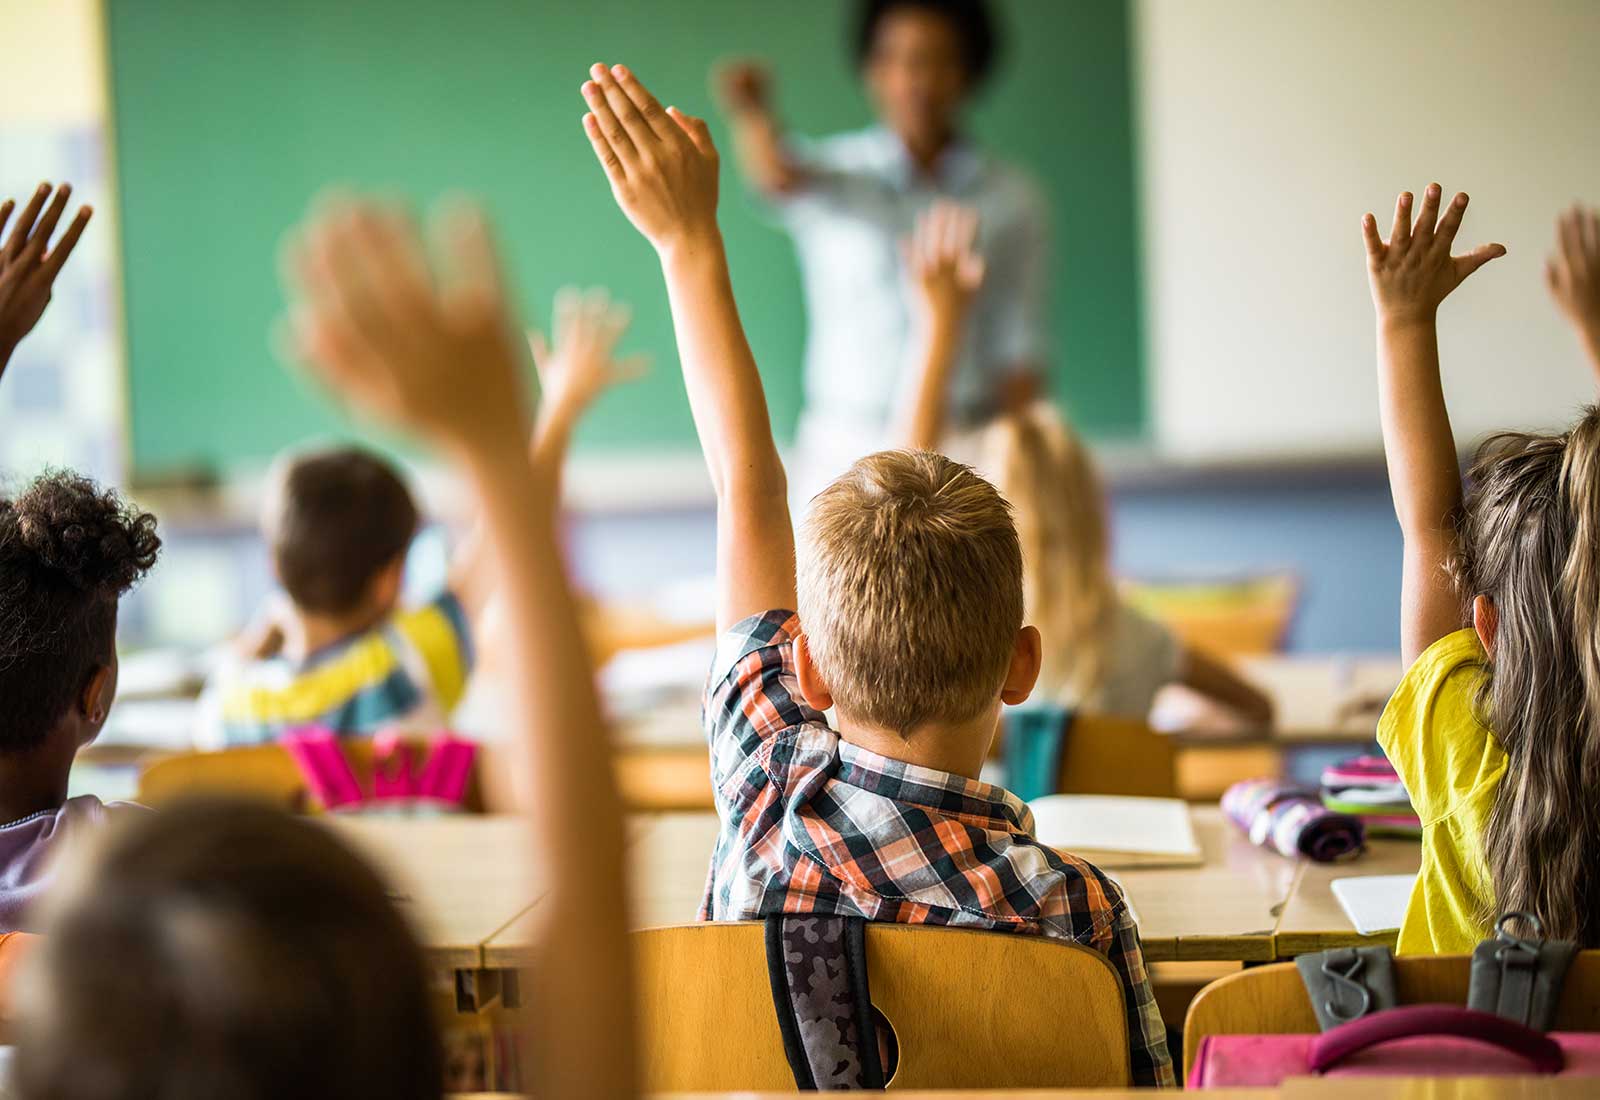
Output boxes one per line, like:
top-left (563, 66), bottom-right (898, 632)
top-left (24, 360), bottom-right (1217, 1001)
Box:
top-left (1177, 646), bottom-right (1274, 728)
top-left (894, 202), bottom-right (985, 451)
top-left (582, 62), bottom-right (796, 632)
top-left (444, 288), bottom-right (643, 615)
top-left (1546, 204), bottom-right (1600, 381)
top-left (0, 182), bottom-right (92, 379)
top-left (1363, 184), bottom-right (1505, 663)
top-left (713, 59), bottom-right (806, 197)
top-left (528, 286), bottom-right (647, 488)
top-left (282, 198), bottom-right (634, 1100)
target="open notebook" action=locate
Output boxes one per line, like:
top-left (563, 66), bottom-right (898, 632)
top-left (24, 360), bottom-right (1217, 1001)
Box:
top-left (1330, 873), bottom-right (1416, 936)
top-left (1026, 795), bottom-right (1203, 868)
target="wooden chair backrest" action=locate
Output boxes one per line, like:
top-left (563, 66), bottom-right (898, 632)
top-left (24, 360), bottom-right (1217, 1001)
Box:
top-left (136, 740), bottom-right (488, 812)
top-left (1057, 713), bottom-right (1179, 799)
top-left (634, 921), bottom-right (1129, 1092)
top-left (1182, 952), bottom-right (1600, 1078)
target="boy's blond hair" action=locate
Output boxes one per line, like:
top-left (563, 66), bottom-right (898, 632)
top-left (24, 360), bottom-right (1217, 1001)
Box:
top-left (797, 449), bottom-right (1023, 735)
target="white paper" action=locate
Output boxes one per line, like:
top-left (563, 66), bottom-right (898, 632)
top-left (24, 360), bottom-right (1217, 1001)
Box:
top-left (1331, 874), bottom-right (1416, 936)
top-left (1027, 795), bottom-right (1200, 860)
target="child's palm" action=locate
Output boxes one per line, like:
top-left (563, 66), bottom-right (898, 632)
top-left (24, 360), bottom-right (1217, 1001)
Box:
top-left (910, 202), bottom-right (986, 319)
top-left (285, 201), bottom-right (529, 449)
top-left (1363, 185), bottom-right (1505, 322)
top-left (529, 286), bottom-right (647, 412)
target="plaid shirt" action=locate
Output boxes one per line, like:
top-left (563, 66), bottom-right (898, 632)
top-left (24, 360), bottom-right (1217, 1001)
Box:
top-left (700, 611), bottom-right (1174, 1088)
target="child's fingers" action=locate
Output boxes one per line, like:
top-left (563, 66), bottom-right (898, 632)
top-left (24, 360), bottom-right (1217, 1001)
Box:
top-left (2, 183), bottom-right (50, 260)
top-left (554, 285), bottom-right (583, 345)
top-left (610, 64), bottom-right (679, 142)
top-left (1360, 213), bottom-right (1385, 260)
top-left (583, 112), bottom-right (629, 187)
top-left (1559, 206), bottom-right (1584, 267)
top-left (306, 217), bottom-right (395, 356)
top-left (21, 184), bottom-right (72, 265)
top-left (433, 200), bottom-right (506, 317)
top-left (1581, 206), bottom-right (1599, 261)
top-left (0, 200), bottom-right (13, 246)
top-left (1455, 242), bottom-right (1507, 282)
top-left (600, 298), bottom-right (632, 348)
top-left (592, 64), bottom-right (657, 153)
top-left (344, 205), bottom-right (432, 336)
top-left (38, 205), bottom-right (92, 281)
top-left (609, 353), bottom-right (650, 385)
top-left (665, 106), bottom-right (714, 156)
top-left (1388, 191), bottom-right (1412, 255)
top-left (1411, 183), bottom-right (1441, 248)
top-left (1546, 258), bottom-right (1562, 293)
top-left (527, 330), bottom-right (551, 373)
top-left (583, 69), bottom-right (641, 167)
top-left (1432, 192), bottom-right (1469, 252)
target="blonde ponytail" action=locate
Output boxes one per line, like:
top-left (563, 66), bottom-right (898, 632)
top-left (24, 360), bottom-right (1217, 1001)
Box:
top-left (982, 403), bottom-right (1117, 708)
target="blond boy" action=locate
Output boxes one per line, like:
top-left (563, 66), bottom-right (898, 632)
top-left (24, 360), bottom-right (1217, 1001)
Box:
top-left (580, 63), bottom-right (1172, 1086)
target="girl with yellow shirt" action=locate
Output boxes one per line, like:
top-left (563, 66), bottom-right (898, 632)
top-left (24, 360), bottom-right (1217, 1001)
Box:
top-left (1364, 185), bottom-right (1600, 952)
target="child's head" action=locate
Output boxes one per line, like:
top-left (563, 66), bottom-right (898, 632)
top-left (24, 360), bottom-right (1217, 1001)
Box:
top-left (982, 403), bottom-right (1117, 706)
top-left (855, 0), bottom-right (996, 145)
top-left (0, 471), bottom-right (160, 756)
top-left (264, 446), bottom-right (418, 623)
top-left (13, 798), bottom-right (443, 1100)
top-left (796, 449), bottom-right (1039, 742)
top-left (1453, 406), bottom-right (1600, 944)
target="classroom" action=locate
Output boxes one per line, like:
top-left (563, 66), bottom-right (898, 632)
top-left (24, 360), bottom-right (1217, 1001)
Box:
top-left (1, 0), bottom-right (1599, 1095)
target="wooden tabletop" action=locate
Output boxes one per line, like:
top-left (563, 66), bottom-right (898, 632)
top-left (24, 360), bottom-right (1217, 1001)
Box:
top-left (323, 816), bottom-right (536, 971)
top-left (1156, 653), bottom-right (1401, 745)
top-left (1273, 834), bottom-right (1421, 956)
top-left (1118, 805), bottom-right (1298, 961)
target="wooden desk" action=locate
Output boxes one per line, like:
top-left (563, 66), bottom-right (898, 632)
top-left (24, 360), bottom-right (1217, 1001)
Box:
top-left (325, 817), bottom-right (535, 972)
top-left (1272, 835), bottom-right (1421, 957)
top-left (1159, 653), bottom-right (1402, 744)
top-left (1119, 806), bottom-right (1297, 962)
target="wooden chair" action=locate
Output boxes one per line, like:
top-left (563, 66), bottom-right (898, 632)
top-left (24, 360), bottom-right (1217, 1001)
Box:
top-left (135, 740), bottom-right (490, 812)
top-left (1182, 952), bottom-right (1600, 1079)
top-left (634, 921), bottom-right (1130, 1092)
top-left (1056, 713), bottom-right (1180, 798)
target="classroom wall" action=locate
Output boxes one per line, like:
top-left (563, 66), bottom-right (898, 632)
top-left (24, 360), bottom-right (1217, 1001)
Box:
top-left (1136, 0), bottom-right (1600, 460)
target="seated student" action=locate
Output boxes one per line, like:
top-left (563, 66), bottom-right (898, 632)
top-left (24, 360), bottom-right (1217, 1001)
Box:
top-left (898, 203), bottom-right (1274, 724)
top-left (199, 287), bottom-right (638, 747)
top-left (1361, 184), bottom-right (1600, 951)
top-left (579, 64), bottom-right (1172, 1086)
top-left (16, 196), bottom-right (638, 1100)
top-left (0, 471), bottom-right (159, 932)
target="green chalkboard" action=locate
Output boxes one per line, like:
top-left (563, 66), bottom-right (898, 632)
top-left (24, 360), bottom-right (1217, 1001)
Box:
top-left (107, 0), bottom-right (1145, 479)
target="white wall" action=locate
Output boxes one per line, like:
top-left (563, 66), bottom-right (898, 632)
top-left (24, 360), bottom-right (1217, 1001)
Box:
top-left (1136, 0), bottom-right (1600, 459)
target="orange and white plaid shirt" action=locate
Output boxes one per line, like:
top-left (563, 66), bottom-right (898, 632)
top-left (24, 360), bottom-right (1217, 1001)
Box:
top-left (700, 610), bottom-right (1174, 1088)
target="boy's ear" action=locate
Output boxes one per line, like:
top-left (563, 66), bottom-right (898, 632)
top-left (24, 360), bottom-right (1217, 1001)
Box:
top-left (1472, 594), bottom-right (1498, 657)
top-left (78, 664), bottom-right (113, 724)
top-left (368, 555), bottom-right (407, 610)
top-left (1000, 625), bottom-right (1042, 706)
top-left (793, 632), bottom-right (835, 713)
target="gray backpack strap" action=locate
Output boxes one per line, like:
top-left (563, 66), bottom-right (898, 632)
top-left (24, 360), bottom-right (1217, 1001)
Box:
top-left (1467, 911), bottom-right (1577, 1030)
top-left (764, 914), bottom-right (885, 1090)
top-left (1295, 946), bottom-right (1398, 1031)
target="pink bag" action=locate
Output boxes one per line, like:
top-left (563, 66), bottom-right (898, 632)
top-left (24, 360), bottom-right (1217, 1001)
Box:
top-left (1190, 1005), bottom-right (1600, 1087)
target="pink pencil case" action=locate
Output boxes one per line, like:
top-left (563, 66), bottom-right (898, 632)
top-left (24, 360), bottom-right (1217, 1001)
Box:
top-left (1190, 1005), bottom-right (1600, 1087)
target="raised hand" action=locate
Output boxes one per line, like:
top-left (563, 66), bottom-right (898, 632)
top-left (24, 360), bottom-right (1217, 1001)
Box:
top-left (581, 63), bottom-right (720, 253)
top-left (1361, 184), bottom-right (1505, 325)
top-left (281, 197), bottom-right (530, 455)
top-left (530, 286), bottom-right (647, 419)
top-left (908, 201), bottom-right (985, 322)
top-left (713, 58), bottom-right (773, 116)
top-left (1547, 204), bottom-right (1600, 331)
top-left (0, 182), bottom-right (93, 372)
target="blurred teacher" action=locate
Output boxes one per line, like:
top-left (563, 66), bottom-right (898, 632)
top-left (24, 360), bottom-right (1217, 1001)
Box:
top-left (717, 0), bottom-right (1048, 501)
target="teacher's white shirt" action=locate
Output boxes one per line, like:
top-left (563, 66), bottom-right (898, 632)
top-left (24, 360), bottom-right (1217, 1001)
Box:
top-left (774, 126), bottom-right (1049, 501)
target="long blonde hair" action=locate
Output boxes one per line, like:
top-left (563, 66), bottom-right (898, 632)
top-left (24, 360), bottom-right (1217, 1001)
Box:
top-left (982, 403), bottom-right (1117, 707)
top-left (1452, 406), bottom-right (1600, 944)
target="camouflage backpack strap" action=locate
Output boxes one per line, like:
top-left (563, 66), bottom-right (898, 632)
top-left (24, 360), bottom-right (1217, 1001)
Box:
top-left (763, 914), bottom-right (886, 1090)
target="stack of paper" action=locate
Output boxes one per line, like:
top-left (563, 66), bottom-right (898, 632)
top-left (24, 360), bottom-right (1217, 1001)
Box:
top-left (1027, 795), bottom-right (1203, 868)
top-left (1330, 874), bottom-right (1416, 935)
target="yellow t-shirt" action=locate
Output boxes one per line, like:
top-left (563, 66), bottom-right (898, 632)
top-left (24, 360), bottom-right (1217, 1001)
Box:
top-left (1377, 629), bottom-right (1508, 954)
